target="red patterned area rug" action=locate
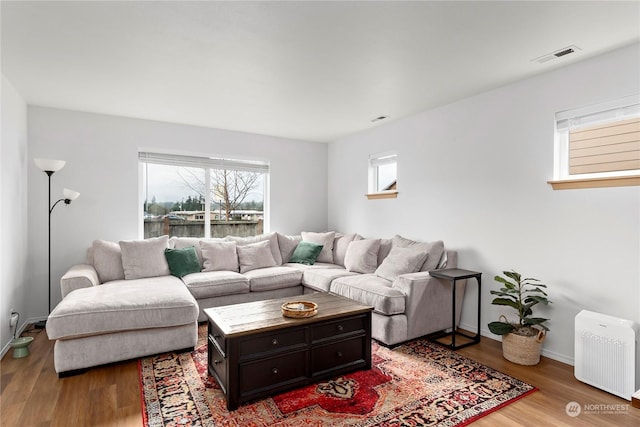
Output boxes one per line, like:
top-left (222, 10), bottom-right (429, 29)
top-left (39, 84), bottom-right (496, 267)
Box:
top-left (139, 326), bottom-right (536, 426)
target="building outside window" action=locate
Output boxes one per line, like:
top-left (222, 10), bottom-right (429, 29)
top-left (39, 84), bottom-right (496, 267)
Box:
top-left (139, 152), bottom-right (268, 238)
top-left (552, 95), bottom-right (639, 187)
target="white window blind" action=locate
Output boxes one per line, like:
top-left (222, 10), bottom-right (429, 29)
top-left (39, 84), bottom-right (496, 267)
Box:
top-left (138, 152), bottom-right (269, 173)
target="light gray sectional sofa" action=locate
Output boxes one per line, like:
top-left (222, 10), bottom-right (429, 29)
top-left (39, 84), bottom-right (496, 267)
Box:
top-left (46, 231), bottom-right (465, 375)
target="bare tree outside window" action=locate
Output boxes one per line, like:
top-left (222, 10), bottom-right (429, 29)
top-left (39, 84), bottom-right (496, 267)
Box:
top-left (177, 168), bottom-right (260, 221)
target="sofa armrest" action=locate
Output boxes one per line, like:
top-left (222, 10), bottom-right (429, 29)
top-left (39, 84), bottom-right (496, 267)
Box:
top-left (392, 251), bottom-right (465, 339)
top-left (60, 264), bottom-right (100, 298)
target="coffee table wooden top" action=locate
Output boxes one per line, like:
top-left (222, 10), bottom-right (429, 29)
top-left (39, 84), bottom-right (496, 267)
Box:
top-left (204, 293), bottom-right (372, 337)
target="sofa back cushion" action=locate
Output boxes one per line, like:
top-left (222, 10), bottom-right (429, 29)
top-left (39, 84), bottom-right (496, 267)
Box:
top-left (170, 236), bottom-right (226, 267)
top-left (226, 232), bottom-right (283, 265)
top-left (236, 240), bottom-right (277, 273)
top-left (119, 235), bottom-right (170, 280)
top-left (392, 235), bottom-right (444, 271)
top-left (91, 239), bottom-right (125, 283)
top-left (276, 233), bottom-right (302, 263)
top-left (301, 231), bottom-right (335, 264)
top-left (374, 246), bottom-right (428, 281)
top-left (200, 240), bottom-right (239, 272)
top-left (344, 239), bottom-right (381, 274)
top-left (333, 233), bottom-right (357, 266)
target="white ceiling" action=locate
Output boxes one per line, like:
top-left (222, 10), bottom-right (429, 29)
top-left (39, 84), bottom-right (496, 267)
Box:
top-left (2, 1), bottom-right (639, 143)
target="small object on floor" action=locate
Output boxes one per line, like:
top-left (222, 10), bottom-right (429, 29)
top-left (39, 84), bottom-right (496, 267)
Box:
top-left (34, 320), bottom-right (47, 329)
top-left (11, 336), bottom-right (34, 358)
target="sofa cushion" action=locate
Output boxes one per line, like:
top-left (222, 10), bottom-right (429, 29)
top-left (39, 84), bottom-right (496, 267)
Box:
top-left (236, 240), bottom-right (278, 273)
top-left (170, 236), bottom-right (225, 267)
top-left (392, 235), bottom-right (444, 271)
top-left (302, 268), bottom-right (358, 292)
top-left (46, 275), bottom-right (198, 340)
top-left (243, 266), bottom-right (303, 292)
top-left (301, 231), bottom-right (335, 264)
top-left (164, 247), bottom-right (201, 278)
top-left (181, 271), bottom-right (249, 298)
top-left (91, 239), bottom-right (125, 283)
top-left (374, 246), bottom-right (428, 281)
top-left (333, 233), bottom-right (357, 267)
top-left (277, 233), bottom-right (302, 263)
top-left (201, 240), bottom-right (239, 272)
top-left (344, 239), bottom-right (381, 274)
top-left (378, 238), bottom-right (393, 265)
top-left (227, 232), bottom-right (283, 265)
top-left (119, 235), bottom-right (170, 280)
top-left (289, 241), bottom-right (324, 265)
top-left (282, 262), bottom-right (337, 271)
top-left (330, 274), bottom-right (405, 315)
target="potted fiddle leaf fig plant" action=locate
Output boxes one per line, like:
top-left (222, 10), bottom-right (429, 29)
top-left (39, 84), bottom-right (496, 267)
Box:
top-left (488, 270), bottom-right (551, 365)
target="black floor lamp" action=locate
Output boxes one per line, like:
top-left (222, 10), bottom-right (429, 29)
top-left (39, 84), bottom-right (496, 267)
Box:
top-left (34, 158), bottom-right (80, 326)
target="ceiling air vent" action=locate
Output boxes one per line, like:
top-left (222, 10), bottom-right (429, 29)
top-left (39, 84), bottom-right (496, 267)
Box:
top-left (531, 45), bottom-right (581, 64)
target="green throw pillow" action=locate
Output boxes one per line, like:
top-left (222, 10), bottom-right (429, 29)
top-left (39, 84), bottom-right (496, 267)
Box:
top-left (289, 241), bottom-right (324, 265)
top-left (164, 246), bottom-right (201, 278)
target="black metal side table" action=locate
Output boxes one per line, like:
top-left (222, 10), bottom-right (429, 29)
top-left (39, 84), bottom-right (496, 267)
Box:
top-left (428, 268), bottom-right (482, 350)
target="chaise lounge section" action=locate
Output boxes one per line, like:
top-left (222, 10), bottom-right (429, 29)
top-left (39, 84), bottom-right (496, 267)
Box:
top-left (48, 231), bottom-right (465, 375)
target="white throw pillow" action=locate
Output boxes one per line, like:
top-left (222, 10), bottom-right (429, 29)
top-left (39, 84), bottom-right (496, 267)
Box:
top-left (172, 236), bottom-right (225, 267)
top-left (236, 240), bottom-right (277, 273)
top-left (344, 239), bottom-right (381, 274)
top-left (92, 239), bottom-right (125, 283)
top-left (226, 232), bottom-right (283, 265)
top-left (301, 231), bottom-right (335, 264)
top-left (119, 235), bottom-right (170, 280)
top-left (200, 240), bottom-right (239, 272)
top-left (375, 246), bottom-right (429, 281)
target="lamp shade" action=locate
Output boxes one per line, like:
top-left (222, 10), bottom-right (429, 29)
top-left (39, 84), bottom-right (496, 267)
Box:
top-left (34, 158), bottom-right (66, 172)
top-left (63, 188), bottom-right (80, 201)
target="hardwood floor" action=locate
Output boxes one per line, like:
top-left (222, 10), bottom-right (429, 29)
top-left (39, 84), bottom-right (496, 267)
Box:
top-left (1, 325), bottom-right (638, 426)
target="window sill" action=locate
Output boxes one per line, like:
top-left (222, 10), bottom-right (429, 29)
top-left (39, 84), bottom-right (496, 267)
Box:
top-left (366, 191), bottom-right (398, 200)
top-left (548, 175), bottom-right (640, 190)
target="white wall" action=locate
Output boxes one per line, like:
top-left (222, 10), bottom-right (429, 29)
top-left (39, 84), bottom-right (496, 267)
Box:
top-left (1, 74), bottom-right (29, 355)
top-left (27, 108), bottom-right (328, 320)
top-left (328, 43), bottom-right (640, 365)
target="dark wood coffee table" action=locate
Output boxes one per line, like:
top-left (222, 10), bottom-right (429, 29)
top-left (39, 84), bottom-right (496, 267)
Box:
top-left (205, 292), bottom-right (373, 410)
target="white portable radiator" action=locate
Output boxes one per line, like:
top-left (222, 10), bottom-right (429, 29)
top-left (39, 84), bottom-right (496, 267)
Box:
top-left (574, 310), bottom-right (639, 400)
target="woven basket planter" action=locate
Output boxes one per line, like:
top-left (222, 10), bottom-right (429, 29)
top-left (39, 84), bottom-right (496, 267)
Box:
top-left (502, 329), bottom-right (545, 365)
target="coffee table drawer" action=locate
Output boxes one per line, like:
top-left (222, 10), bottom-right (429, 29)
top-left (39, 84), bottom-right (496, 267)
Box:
top-left (209, 320), bottom-right (226, 354)
top-left (208, 336), bottom-right (228, 394)
top-left (311, 315), bottom-right (366, 342)
top-left (311, 336), bottom-right (367, 376)
top-left (239, 328), bottom-right (306, 359)
top-left (239, 350), bottom-right (307, 395)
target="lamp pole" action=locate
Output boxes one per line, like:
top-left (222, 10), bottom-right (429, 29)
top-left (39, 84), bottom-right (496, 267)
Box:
top-left (34, 158), bottom-right (79, 327)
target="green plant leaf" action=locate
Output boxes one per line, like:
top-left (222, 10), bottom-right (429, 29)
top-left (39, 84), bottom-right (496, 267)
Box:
top-left (488, 321), bottom-right (515, 335)
top-left (494, 276), bottom-right (516, 289)
top-left (491, 298), bottom-right (520, 309)
top-left (503, 270), bottom-right (521, 282)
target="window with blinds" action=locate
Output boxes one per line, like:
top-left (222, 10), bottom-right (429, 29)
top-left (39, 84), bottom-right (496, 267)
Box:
top-left (139, 152), bottom-right (268, 238)
top-left (551, 94), bottom-right (640, 189)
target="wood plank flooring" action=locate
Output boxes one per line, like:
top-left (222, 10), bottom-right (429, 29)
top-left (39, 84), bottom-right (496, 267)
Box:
top-left (1, 325), bottom-right (638, 426)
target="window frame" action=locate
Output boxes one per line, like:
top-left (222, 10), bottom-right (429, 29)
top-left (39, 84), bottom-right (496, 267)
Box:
top-left (367, 151), bottom-right (398, 199)
top-left (138, 150), bottom-right (269, 238)
top-left (549, 94), bottom-right (640, 190)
